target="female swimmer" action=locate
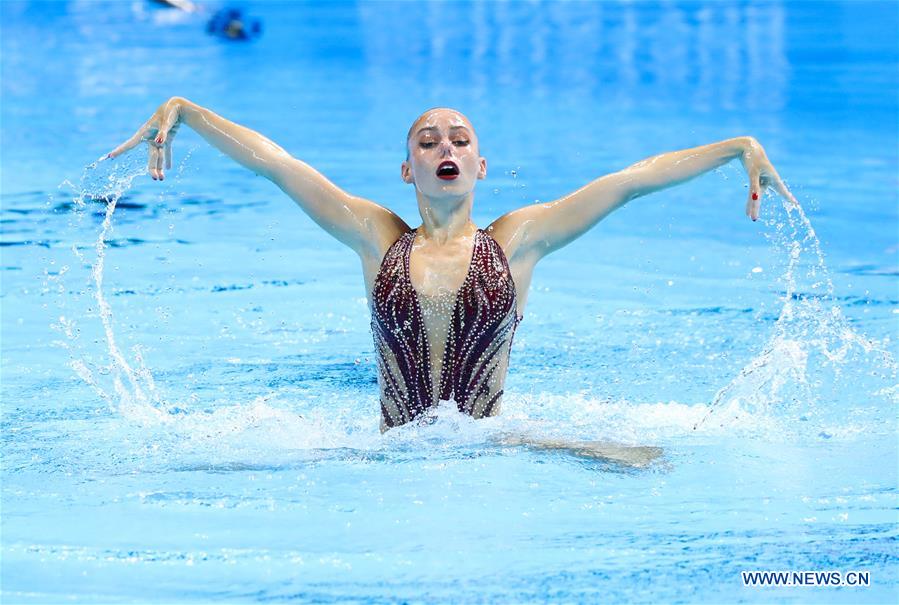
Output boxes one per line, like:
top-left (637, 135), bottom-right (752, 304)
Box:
top-left (108, 98), bottom-right (796, 461)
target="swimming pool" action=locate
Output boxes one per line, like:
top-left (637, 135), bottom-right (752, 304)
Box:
top-left (2, 1), bottom-right (897, 603)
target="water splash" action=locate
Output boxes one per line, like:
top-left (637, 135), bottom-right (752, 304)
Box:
top-left (57, 157), bottom-right (895, 458)
top-left (694, 194), bottom-right (897, 432)
top-left (57, 154), bottom-right (170, 421)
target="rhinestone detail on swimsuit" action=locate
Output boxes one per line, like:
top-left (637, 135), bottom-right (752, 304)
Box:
top-left (370, 229), bottom-right (521, 429)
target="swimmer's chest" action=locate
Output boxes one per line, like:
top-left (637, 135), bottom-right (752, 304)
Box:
top-left (407, 237), bottom-right (475, 298)
top-left (364, 228), bottom-right (529, 319)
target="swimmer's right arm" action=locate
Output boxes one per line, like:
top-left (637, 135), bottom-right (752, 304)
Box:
top-left (107, 97), bottom-right (408, 257)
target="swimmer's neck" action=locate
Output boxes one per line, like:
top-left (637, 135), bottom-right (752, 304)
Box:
top-left (415, 190), bottom-right (477, 243)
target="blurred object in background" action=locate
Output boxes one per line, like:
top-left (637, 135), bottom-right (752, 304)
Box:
top-left (151, 0), bottom-right (199, 13)
top-left (206, 7), bottom-right (263, 41)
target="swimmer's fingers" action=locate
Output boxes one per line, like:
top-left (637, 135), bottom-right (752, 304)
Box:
top-left (108, 119), bottom-right (153, 159)
top-left (164, 139), bottom-right (173, 171)
top-left (154, 100), bottom-right (181, 146)
top-left (148, 144), bottom-right (163, 180)
top-left (767, 167), bottom-right (799, 207)
top-left (746, 164), bottom-right (762, 221)
top-left (741, 138), bottom-right (797, 220)
top-left (156, 142), bottom-right (166, 179)
top-left (164, 123), bottom-right (180, 170)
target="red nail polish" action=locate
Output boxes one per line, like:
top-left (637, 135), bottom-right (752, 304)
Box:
top-left (752, 192), bottom-right (759, 201)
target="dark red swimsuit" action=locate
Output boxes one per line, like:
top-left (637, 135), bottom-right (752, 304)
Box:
top-left (370, 229), bottom-right (521, 428)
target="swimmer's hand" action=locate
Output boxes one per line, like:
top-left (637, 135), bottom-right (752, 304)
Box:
top-left (739, 137), bottom-right (798, 221)
top-left (107, 97), bottom-right (183, 181)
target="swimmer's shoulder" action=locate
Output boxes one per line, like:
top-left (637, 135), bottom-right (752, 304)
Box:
top-left (353, 200), bottom-right (410, 263)
top-left (485, 210), bottom-right (536, 263)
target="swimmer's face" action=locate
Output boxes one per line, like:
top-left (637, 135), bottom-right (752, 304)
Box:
top-left (401, 109), bottom-right (487, 199)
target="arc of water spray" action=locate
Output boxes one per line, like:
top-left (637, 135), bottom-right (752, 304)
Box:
top-left (693, 194), bottom-right (896, 431)
top-left (73, 157), bottom-right (166, 416)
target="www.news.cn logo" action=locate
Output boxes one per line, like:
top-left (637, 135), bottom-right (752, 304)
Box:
top-left (742, 570), bottom-right (870, 587)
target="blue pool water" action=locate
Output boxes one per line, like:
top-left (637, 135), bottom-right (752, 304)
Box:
top-left (2, 1), bottom-right (897, 603)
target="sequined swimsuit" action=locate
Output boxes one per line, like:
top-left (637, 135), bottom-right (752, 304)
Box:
top-left (370, 228), bottom-right (521, 429)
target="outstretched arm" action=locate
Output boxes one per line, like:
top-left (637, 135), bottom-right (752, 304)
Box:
top-left (107, 97), bottom-right (407, 257)
top-left (487, 136), bottom-right (796, 262)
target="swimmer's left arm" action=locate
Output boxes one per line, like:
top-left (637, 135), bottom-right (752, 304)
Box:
top-left (488, 136), bottom-right (796, 262)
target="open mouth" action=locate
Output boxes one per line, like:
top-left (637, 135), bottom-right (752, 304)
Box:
top-left (436, 161), bottom-right (460, 181)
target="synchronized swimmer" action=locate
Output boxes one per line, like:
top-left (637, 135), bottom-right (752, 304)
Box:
top-left (108, 98), bottom-right (796, 460)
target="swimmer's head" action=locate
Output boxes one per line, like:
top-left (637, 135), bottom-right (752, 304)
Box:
top-left (402, 108), bottom-right (487, 199)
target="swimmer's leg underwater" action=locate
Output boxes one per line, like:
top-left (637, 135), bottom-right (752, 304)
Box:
top-left (492, 434), bottom-right (664, 468)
